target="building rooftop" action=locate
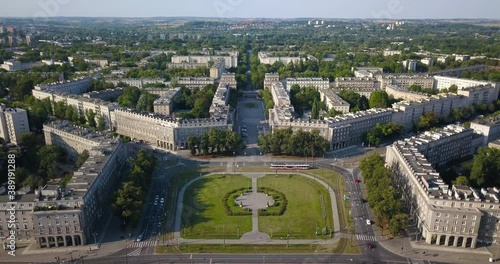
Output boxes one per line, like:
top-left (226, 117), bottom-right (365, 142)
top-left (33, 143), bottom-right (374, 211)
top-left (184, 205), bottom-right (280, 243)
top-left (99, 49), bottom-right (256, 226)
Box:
top-left (392, 124), bottom-right (500, 202)
top-left (319, 89), bottom-right (349, 106)
top-left (153, 87), bottom-right (181, 105)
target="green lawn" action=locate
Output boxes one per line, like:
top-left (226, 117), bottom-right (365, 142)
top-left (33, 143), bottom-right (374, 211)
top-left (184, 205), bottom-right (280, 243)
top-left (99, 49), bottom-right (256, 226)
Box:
top-left (181, 175), bottom-right (252, 239)
top-left (257, 175), bottom-right (333, 239)
top-left (305, 169), bottom-right (354, 234)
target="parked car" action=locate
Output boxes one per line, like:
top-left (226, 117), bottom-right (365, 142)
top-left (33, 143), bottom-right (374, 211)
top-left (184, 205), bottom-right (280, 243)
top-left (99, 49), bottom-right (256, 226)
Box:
top-left (366, 219), bottom-right (372, 225)
top-left (136, 234), bottom-right (143, 242)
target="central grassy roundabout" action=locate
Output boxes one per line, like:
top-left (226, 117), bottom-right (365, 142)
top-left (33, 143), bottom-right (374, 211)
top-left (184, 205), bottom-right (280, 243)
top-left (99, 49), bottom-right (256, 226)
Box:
top-left (180, 173), bottom-right (333, 240)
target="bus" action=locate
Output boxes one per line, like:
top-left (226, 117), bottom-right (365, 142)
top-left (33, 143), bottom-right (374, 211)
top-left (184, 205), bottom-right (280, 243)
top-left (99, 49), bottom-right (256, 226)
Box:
top-left (270, 164), bottom-right (310, 170)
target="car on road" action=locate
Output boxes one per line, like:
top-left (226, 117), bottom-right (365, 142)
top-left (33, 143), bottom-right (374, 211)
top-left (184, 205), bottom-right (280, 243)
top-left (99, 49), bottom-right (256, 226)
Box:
top-left (366, 242), bottom-right (373, 249)
top-left (136, 234), bottom-right (143, 242)
top-left (160, 198), bottom-right (165, 204)
top-left (366, 219), bottom-right (372, 225)
top-left (154, 201), bottom-right (158, 206)
top-left (354, 179), bottom-right (360, 183)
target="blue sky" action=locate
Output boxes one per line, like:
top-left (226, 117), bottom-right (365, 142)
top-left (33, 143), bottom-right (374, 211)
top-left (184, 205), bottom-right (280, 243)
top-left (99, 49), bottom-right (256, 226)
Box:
top-left (2, 0), bottom-right (500, 19)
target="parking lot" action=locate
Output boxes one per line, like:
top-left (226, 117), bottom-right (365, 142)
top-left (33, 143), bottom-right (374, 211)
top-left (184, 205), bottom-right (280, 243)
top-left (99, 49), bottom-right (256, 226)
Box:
top-left (236, 98), bottom-right (268, 156)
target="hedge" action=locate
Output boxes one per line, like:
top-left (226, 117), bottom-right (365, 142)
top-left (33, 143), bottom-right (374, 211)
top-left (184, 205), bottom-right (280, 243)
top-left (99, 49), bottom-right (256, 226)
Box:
top-left (257, 187), bottom-right (287, 216)
top-left (222, 187), bottom-right (252, 216)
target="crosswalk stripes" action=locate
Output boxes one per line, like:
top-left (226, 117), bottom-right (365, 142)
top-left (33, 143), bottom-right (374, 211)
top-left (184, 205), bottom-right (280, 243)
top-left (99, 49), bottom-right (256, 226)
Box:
top-left (127, 248), bottom-right (142, 256)
top-left (355, 234), bottom-right (376, 241)
top-left (127, 240), bottom-right (158, 248)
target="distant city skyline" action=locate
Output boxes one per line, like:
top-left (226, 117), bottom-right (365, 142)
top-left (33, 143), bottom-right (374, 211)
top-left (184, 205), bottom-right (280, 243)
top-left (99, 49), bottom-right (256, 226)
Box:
top-left (1, 0), bottom-right (500, 20)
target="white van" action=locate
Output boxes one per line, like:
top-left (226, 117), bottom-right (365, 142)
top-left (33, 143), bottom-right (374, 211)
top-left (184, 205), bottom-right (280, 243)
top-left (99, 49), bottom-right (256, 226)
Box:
top-left (366, 219), bottom-right (372, 225)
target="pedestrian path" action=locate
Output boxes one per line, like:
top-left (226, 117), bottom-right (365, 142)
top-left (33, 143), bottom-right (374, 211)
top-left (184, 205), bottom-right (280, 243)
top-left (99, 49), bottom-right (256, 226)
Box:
top-left (356, 234), bottom-right (376, 241)
top-left (127, 240), bottom-right (157, 248)
top-left (127, 248), bottom-right (142, 256)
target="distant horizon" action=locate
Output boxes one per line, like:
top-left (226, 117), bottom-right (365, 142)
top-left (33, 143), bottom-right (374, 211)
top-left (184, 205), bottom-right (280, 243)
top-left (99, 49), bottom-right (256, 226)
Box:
top-left (1, 0), bottom-right (500, 20)
top-left (1, 16), bottom-right (499, 21)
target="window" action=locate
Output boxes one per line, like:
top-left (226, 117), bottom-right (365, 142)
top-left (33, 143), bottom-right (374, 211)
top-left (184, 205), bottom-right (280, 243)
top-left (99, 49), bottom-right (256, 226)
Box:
top-left (462, 221), bottom-right (466, 225)
top-left (463, 215), bottom-right (467, 219)
top-left (436, 213), bottom-right (441, 217)
top-left (435, 219), bottom-right (440, 223)
top-left (461, 227), bottom-right (466, 232)
top-left (434, 225), bottom-right (439, 230)
top-left (445, 213), bottom-right (449, 218)
top-left (472, 216), bottom-right (477, 220)
top-left (455, 214), bottom-right (459, 218)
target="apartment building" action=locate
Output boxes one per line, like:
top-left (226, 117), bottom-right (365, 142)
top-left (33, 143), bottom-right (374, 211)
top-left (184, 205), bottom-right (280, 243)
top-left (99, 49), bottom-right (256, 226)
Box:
top-left (220, 73), bottom-right (237, 89)
top-left (457, 85), bottom-right (500, 106)
top-left (34, 77), bottom-right (92, 95)
top-left (433, 76), bottom-right (494, 90)
top-left (331, 87), bottom-right (380, 98)
top-left (32, 90), bottom-right (120, 130)
top-left (0, 60), bottom-right (42, 72)
top-left (44, 120), bottom-right (108, 159)
top-left (325, 109), bottom-right (393, 150)
top-left (105, 78), bottom-right (167, 88)
top-left (403, 60), bottom-right (417, 72)
top-left (0, 186), bottom-right (37, 245)
top-left (210, 58), bottom-right (225, 79)
top-left (391, 94), bottom-right (466, 130)
top-left (165, 62), bottom-right (209, 69)
top-left (385, 125), bottom-right (500, 249)
top-left (83, 88), bottom-right (124, 101)
top-left (176, 77), bottom-right (215, 89)
top-left (421, 58), bottom-right (434, 67)
top-left (378, 74), bottom-right (435, 89)
top-left (209, 83), bottom-right (232, 121)
top-left (383, 50), bottom-right (401, 56)
top-left (153, 87), bottom-right (181, 116)
top-left (318, 89), bottom-right (350, 113)
top-left (111, 109), bottom-right (231, 150)
top-left (385, 85), bottom-right (430, 101)
top-left (489, 139), bottom-right (500, 150)
top-left (170, 53), bottom-right (238, 68)
top-left (470, 116), bottom-right (500, 146)
top-left (258, 52), bottom-right (303, 65)
top-left (352, 67), bottom-right (384, 78)
top-left (0, 122), bottom-right (126, 248)
top-left (285, 78), bottom-right (330, 90)
top-left (264, 73), bottom-right (280, 89)
top-left (0, 105), bottom-right (30, 145)
top-left (335, 77), bottom-right (379, 89)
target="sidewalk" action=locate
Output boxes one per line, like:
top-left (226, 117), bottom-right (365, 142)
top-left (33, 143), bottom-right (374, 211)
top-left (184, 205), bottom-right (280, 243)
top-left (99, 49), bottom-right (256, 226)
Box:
top-left (377, 231), bottom-right (493, 263)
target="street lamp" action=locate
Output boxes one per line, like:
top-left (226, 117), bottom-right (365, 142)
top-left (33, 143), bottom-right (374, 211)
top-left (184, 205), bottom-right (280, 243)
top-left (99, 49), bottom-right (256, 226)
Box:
top-left (223, 225), bottom-right (226, 247)
top-left (237, 225), bottom-right (240, 238)
top-left (92, 232), bottom-right (97, 248)
top-left (287, 225), bottom-right (290, 248)
top-left (233, 152), bottom-right (236, 174)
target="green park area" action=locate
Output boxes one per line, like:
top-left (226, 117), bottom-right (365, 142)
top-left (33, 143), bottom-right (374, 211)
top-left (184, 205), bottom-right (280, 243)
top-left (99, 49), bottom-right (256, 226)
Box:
top-left (181, 174), bottom-right (252, 239)
top-left (257, 175), bottom-right (333, 239)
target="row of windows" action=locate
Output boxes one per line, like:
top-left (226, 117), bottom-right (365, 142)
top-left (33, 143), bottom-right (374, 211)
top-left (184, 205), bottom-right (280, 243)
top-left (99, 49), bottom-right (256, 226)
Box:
top-left (434, 225), bottom-right (474, 233)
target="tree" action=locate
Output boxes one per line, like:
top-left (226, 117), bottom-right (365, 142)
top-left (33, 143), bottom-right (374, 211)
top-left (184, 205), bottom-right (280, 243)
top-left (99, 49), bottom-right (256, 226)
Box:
top-left (454, 176), bottom-right (470, 186)
top-left (448, 84), bottom-right (458, 94)
top-left (417, 111), bottom-right (440, 131)
top-left (75, 150), bottom-right (89, 168)
top-left (389, 213), bottom-right (409, 236)
top-left (187, 135), bottom-right (199, 156)
top-left (86, 109), bottom-right (97, 128)
top-left (111, 181), bottom-right (143, 227)
top-left (117, 87), bottom-right (141, 108)
top-left (311, 98), bottom-right (319, 119)
top-left (369, 91), bottom-right (390, 108)
top-left (96, 115), bottom-right (105, 131)
top-left (470, 147), bottom-right (500, 187)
